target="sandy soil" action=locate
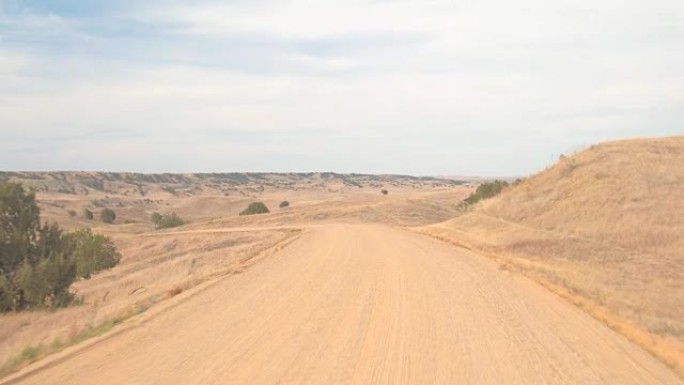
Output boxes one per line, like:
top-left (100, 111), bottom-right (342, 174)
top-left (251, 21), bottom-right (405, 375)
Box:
top-left (421, 136), bottom-right (684, 372)
top-left (4, 225), bottom-right (681, 384)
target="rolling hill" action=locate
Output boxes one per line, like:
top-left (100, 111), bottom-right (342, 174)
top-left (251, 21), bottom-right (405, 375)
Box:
top-left (423, 135), bottom-right (684, 371)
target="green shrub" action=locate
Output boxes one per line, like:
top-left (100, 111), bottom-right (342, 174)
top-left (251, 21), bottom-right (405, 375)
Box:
top-left (100, 208), bottom-right (116, 224)
top-left (463, 180), bottom-right (509, 206)
top-left (151, 212), bottom-right (185, 229)
top-left (0, 182), bottom-right (121, 312)
top-left (67, 228), bottom-right (121, 279)
top-left (13, 254), bottom-right (76, 308)
top-left (83, 209), bottom-right (93, 220)
top-left (239, 202), bottom-right (270, 216)
top-left (1, 183), bottom-right (75, 310)
top-left (279, 201), bottom-right (290, 208)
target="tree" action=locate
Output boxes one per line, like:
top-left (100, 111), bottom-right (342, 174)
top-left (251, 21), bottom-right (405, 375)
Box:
top-left (67, 229), bottom-right (121, 279)
top-left (0, 182), bottom-right (122, 312)
top-left (100, 208), bottom-right (116, 224)
top-left (0, 183), bottom-right (76, 311)
top-left (239, 202), bottom-right (270, 216)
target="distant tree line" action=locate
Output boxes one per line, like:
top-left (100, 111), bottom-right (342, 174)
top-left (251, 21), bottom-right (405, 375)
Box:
top-left (0, 182), bottom-right (121, 312)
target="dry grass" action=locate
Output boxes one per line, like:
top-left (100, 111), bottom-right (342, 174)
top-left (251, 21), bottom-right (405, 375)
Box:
top-left (0, 307), bottom-right (136, 377)
top-left (0, 230), bottom-right (297, 369)
top-left (0, 173), bottom-right (469, 379)
top-left (419, 135), bottom-right (684, 373)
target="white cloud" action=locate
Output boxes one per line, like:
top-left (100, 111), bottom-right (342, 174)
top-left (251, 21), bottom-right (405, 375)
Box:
top-left (0, 0), bottom-right (683, 174)
top-left (0, 50), bottom-right (29, 75)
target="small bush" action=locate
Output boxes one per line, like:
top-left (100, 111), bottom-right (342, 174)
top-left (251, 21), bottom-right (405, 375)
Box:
top-left (151, 212), bottom-right (185, 229)
top-left (381, 189), bottom-right (388, 195)
top-left (161, 186), bottom-right (177, 196)
top-left (279, 201), bottom-right (290, 208)
top-left (67, 228), bottom-right (121, 279)
top-left (67, 210), bottom-right (77, 217)
top-left (100, 208), bottom-right (116, 224)
top-left (240, 202), bottom-right (270, 216)
top-left (83, 209), bottom-right (93, 220)
top-left (463, 180), bottom-right (509, 206)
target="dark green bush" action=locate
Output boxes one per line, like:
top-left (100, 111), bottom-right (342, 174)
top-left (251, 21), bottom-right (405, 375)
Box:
top-left (151, 212), bottom-right (185, 229)
top-left (239, 202), bottom-right (270, 216)
top-left (463, 180), bottom-right (509, 206)
top-left (279, 201), bottom-right (290, 208)
top-left (0, 182), bottom-right (121, 312)
top-left (67, 228), bottom-right (121, 279)
top-left (100, 208), bottom-right (116, 224)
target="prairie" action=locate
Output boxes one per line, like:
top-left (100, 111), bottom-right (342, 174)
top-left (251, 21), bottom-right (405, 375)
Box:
top-left (420, 136), bottom-right (684, 371)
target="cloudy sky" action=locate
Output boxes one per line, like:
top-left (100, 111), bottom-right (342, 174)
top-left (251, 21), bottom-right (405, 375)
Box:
top-left (1, 0), bottom-right (682, 176)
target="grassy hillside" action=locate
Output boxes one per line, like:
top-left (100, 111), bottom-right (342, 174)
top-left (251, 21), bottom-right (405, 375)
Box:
top-left (422, 136), bottom-right (684, 371)
top-left (479, 136), bottom-right (684, 255)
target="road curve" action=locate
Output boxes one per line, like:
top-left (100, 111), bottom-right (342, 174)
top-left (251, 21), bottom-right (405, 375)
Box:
top-left (8, 225), bottom-right (682, 384)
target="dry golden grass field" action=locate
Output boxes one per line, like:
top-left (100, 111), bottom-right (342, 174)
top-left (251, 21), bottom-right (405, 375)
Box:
top-left (1, 143), bottom-right (683, 384)
top-left (0, 173), bottom-right (471, 379)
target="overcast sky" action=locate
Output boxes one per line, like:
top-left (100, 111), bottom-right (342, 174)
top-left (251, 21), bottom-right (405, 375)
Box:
top-left (1, 0), bottom-right (682, 176)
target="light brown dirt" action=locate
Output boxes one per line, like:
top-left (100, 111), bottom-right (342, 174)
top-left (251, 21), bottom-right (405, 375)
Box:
top-left (0, 175), bottom-right (471, 375)
top-left (4, 225), bottom-right (682, 384)
top-left (423, 136), bottom-right (684, 371)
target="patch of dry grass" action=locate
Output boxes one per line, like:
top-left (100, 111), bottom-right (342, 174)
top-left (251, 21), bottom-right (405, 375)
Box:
top-left (0, 306), bottom-right (137, 377)
top-left (0, 229), bottom-right (296, 372)
top-left (420, 136), bottom-right (684, 374)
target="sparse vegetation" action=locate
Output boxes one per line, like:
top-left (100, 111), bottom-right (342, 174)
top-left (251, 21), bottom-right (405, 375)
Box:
top-left (67, 209), bottom-right (77, 217)
top-left (161, 186), bottom-right (177, 196)
top-left (83, 208), bottom-right (93, 220)
top-left (0, 182), bottom-right (121, 312)
top-left (100, 208), bottom-right (116, 224)
top-left (239, 202), bottom-right (270, 216)
top-left (67, 228), bottom-right (121, 279)
top-left (279, 201), bottom-right (290, 208)
top-left (463, 180), bottom-right (509, 206)
top-left (151, 212), bottom-right (185, 229)
top-left (381, 189), bottom-right (388, 195)
top-left (0, 308), bottom-right (139, 377)
top-left (426, 137), bottom-right (684, 373)
top-left (0, 171), bottom-right (476, 377)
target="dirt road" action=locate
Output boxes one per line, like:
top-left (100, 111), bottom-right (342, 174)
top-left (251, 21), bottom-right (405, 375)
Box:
top-left (6, 225), bottom-right (682, 384)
